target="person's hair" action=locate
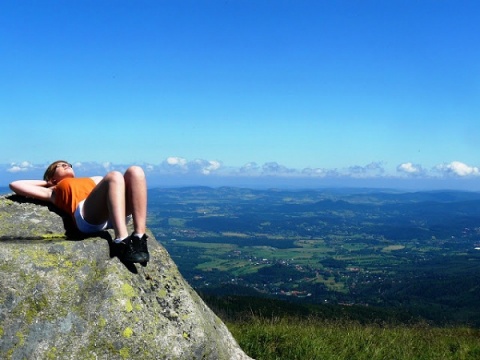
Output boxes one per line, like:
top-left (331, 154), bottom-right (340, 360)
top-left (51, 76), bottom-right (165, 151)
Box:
top-left (43, 160), bottom-right (71, 181)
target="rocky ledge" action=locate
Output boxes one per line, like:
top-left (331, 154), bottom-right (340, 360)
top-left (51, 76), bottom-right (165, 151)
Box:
top-left (0, 194), bottom-right (252, 360)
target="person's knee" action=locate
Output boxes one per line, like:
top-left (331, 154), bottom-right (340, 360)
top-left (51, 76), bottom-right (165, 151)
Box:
top-left (125, 166), bottom-right (145, 180)
top-left (105, 170), bottom-right (125, 184)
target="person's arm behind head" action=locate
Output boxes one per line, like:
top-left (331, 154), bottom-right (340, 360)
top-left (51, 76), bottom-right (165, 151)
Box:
top-left (9, 180), bottom-right (54, 202)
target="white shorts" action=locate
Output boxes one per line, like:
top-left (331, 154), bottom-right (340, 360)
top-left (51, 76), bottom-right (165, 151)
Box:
top-left (74, 200), bottom-right (132, 233)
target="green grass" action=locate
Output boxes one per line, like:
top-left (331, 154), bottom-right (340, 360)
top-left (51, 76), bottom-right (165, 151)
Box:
top-left (227, 316), bottom-right (480, 360)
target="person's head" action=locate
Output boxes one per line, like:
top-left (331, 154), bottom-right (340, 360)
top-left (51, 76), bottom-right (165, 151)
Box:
top-left (43, 160), bottom-right (74, 184)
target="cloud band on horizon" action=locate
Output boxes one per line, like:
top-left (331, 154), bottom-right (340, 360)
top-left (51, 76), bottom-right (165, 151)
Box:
top-left (5, 158), bottom-right (480, 180)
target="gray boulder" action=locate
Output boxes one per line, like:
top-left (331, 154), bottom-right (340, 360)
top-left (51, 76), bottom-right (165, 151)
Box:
top-left (0, 195), bottom-right (252, 360)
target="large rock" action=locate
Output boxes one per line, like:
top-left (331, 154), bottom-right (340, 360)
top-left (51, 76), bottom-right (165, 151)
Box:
top-left (0, 195), bottom-right (252, 359)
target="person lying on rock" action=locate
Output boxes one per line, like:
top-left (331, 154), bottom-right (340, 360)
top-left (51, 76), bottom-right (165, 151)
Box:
top-left (9, 160), bottom-right (150, 264)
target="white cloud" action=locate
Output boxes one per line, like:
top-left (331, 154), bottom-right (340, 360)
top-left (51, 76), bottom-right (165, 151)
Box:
top-left (7, 166), bottom-right (23, 173)
top-left (347, 162), bottom-right (385, 178)
top-left (160, 157), bottom-right (221, 175)
top-left (166, 157), bottom-right (187, 167)
top-left (7, 161), bottom-right (33, 173)
top-left (262, 162), bottom-right (295, 175)
top-left (191, 159), bottom-right (221, 175)
top-left (102, 162), bottom-right (113, 171)
top-left (302, 167), bottom-right (338, 177)
top-left (161, 157), bottom-right (188, 173)
top-left (239, 162), bottom-right (260, 174)
top-left (397, 162), bottom-right (424, 176)
top-left (435, 161), bottom-right (480, 177)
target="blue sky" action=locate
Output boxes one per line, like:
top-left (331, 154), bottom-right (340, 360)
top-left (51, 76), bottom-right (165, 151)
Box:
top-left (1, 1), bottom-right (480, 190)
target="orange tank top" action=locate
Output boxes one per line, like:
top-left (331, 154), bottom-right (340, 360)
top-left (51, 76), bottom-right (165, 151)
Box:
top-left (54, 177), bottom-right (96, 215)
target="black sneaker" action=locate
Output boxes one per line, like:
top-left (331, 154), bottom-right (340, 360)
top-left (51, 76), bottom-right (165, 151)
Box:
top-left (117, 234), bottom-right (150, 263)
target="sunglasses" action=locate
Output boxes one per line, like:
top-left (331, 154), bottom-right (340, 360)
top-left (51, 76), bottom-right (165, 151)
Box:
top-left (56, 163), bottom-right (73, 169)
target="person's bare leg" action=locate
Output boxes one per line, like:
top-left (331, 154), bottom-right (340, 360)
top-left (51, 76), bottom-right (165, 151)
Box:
top-left (83, 171), bottom-right (129, 239)
top-left (119, 166), bottom-right (149, 263)
top-left (124, 166), bottom-right (147, 235)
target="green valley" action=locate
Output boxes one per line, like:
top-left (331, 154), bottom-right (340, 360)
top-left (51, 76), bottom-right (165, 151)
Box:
top-left (147, 186), bottom-right (480, 326)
